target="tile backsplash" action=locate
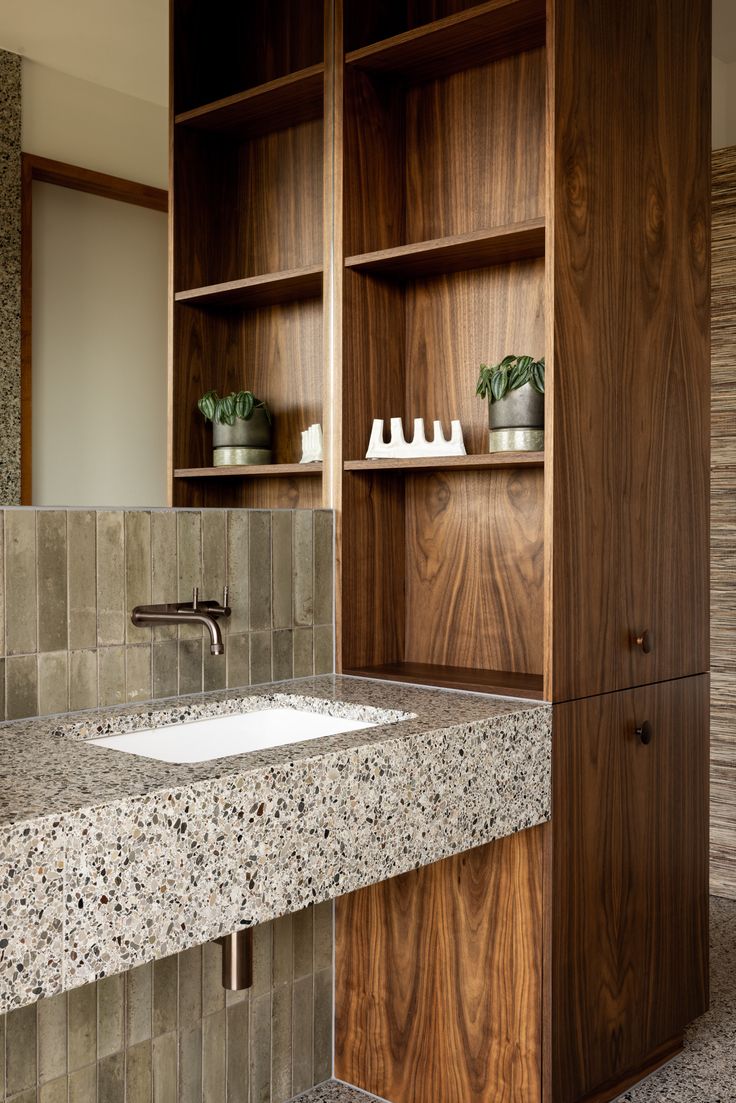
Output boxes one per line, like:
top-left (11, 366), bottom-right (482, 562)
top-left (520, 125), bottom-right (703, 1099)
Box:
top-left (0, 508), bottom-right (334, 722)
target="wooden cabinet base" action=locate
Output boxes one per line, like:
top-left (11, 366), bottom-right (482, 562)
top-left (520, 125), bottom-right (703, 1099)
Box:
top-left (569, 1035), bottom-right (683, 1103)
top-left (335, 825), bottom-right (545, 1103)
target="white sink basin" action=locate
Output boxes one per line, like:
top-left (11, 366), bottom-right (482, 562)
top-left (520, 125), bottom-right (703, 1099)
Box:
top-left (90, 707), bottom-right (379, 764)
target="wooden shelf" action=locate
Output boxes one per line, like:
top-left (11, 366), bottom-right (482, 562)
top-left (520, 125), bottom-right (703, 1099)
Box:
top-left (175, 266), bottom-right (323, 309)
top-left (175, 65), bottom-right (325, 136)
top-left (345, 221), bottom-right (544, 279)
top-left (345, 0), bottom-right (546, 82)
top-left (345, 452), bottom-right (543, 472)
top-left (174, 464), bottom-right (322, 479)
top-left (345, 662), bottom-right (545, 700)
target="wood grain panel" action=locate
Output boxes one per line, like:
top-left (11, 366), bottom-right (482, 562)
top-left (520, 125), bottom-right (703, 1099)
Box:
top-left (335, 827), bottom-right (545, 1103)
top-left (175, 64), bottom-right (325, 136)
top-left (550, 0), bottom-right (710, 701)
top-left (551, 677), bottom-right (709, 1103)
top-left (405, 468), bottom-right (544, 674)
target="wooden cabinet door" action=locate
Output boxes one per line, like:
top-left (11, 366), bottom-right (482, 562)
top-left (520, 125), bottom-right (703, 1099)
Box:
top-left (550, 676), bottom-right (709, 1103)
top-left (549, 0), bottom-right (710, 701)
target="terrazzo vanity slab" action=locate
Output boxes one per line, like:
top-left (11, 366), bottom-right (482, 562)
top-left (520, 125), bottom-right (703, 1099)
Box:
top-left (0, 675), bottom-right (551, 1013)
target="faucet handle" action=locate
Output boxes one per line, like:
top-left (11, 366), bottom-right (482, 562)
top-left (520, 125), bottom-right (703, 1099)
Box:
top-left (222, 585), bottom-right (229, 610)
top-left (192, 586), bottom-right (199, 610)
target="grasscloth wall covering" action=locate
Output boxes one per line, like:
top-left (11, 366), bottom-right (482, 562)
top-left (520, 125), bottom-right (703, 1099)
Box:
top-left (711, 148), bottom-right (736, 900)
top-left (0, 508), bottom-right (334, 721)
top-left (0, 51), bottom-right (21, 506)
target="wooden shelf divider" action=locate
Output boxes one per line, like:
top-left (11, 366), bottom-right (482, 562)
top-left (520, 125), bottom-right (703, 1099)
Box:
top-left (175, 64), bottom-right (325, 136)
top-left (174, 463), bottom-right (322, 480)
top-left (345, 0), bottom-right (546, 82)
top-left (344, 662), bottom-right (545, 700)
top-left (345, 452), bottom-right (544, 473)
top-left (175, 266), bottom-right (323, 309)
top-left (345, 220), bottom-right (544, 279)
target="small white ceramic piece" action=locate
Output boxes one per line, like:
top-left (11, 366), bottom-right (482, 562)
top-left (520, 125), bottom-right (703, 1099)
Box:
top-left (300, 423), bottom-right (324, 463)
top-left (366, 417), bottom-right (467, 459)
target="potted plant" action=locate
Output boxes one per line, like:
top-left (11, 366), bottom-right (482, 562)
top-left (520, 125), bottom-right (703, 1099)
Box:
top-left (476, 354), bottom-right (545, 452)
top-left (198, 390), bottom-right (273, 466)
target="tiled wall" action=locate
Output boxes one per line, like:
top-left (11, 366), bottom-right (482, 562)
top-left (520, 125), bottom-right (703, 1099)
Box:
top-left (0, 903), bottom-right (333, 1103)
top-left (0, 508), bottom-right (334, 721)
top-left (0, 51), bottom-right (21, 506)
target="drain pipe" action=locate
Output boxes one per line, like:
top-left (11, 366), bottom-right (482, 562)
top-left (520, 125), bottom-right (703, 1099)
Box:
top-left (217, 929), bottom-right (253, 991)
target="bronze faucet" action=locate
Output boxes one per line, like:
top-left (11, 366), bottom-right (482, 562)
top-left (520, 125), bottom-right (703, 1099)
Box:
top-left (131, 587), bottom-right (231, 655)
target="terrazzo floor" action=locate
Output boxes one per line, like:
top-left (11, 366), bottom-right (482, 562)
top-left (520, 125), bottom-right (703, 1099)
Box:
top-left (293, 896), bottom-right (736, 1103)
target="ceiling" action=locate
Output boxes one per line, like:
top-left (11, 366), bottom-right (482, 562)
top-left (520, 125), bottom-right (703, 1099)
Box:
top-left (714, 0), bottom-right (736, 63)
top-left (0, 0), bottom-right (168, 106)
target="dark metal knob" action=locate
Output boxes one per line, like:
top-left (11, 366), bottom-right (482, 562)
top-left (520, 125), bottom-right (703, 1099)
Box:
top-left (634, 630), bottom-right (652, 654)
top-left (635, 721), bottom-right (652, 745)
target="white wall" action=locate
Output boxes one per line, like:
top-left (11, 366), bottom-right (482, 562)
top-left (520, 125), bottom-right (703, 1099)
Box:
top-left (22, 59), bottom-right (167, 188)
top-left (32, 182), bottom-right (168, 507)
top-left (713, 55), bottom-right (736, 150)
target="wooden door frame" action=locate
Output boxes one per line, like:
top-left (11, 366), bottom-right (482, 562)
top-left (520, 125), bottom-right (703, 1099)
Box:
top-left (20, 153), bottom-right (168, 504)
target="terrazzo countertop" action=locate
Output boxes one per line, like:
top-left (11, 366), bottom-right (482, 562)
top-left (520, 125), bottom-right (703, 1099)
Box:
top-left (0, 675), bottom-right (551, 1014)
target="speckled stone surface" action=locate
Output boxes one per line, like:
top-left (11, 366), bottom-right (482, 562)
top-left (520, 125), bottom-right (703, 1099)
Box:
top-left (292, 1083), bottom-right (385, 1103)
top-left (0, 675), bottom-right (550, 1012)
top-left (0, 50), bottom-right (21, 506)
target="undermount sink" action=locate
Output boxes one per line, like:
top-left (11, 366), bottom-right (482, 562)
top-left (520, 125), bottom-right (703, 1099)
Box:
top-left (89, 707), bottom-right (380, 764)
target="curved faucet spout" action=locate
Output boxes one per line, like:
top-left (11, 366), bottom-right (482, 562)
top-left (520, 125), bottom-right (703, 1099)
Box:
top-left (131, 606), bottom-right (227, 655)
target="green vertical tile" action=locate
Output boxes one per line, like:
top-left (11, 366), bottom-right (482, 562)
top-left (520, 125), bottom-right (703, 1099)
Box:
top-left (126, 645), bottom-right (152, 702)
top-left (37, 510), bottom-right (68, 652)
top-left (97, 973), bottom-right (125, 1059)
top-left (313, 511), bottom-right (334, 626)
top-left (292, 628), bottom-right (314, 678)
top-left (249, 994), bottom-right (271, 1103)
top-left (69, 1063), bottom-right (97, 1103)
top-left (68, 510), bottom-right (97, 650)
top-left (96, 512), bottom-right (125, 646)
top-left (248, 512), bottom-right (272, 630)
top-left (5, 1002), bottom-right (37, 1094)
top-left (37, 651), bottom-right (69, 716)
top-left (178, 946), bottom-right (202, 1029)
top-left (272, 629), bottom-right (293, 682)
top-left (126, 512), bottom-right (152, 643)
top-left (97, 1050), bottom-right (125, 1103)
top-left (0, 657), bottom-right (5, 719)
top-left (0, 1009), bottom-right (5, 1098)
top-left (178, 1024), bottom-right (202, 1103)
top-left (5, 509), bottom-right (37, 654)
top-left (68, 982), bottom-right (97, 1071)
top-left (249, 632), bottom-right (272, 686)
top-left (152, 956), bottom-right (178, 1038)
top-left (151, 512), bottom-right (178, 640)
top-left (292, 512), bottom-right (314, 627)
top-left (226, 511), bottom-right (249, 635)
top-left (0, 512), bottom-right (5, 656)
top-left (225, 1000), bottom-right (249, 1103)
top-left (313, 901), bottom-right (333, 972)
top-left (97, 646), bottom-right (126, 708)
top-left (177, 511), bottom-right (202, 641)
top-left (202, 510), bottom-right (226, 609)
top-left (7, 1090), bottom-right (37, 1103)
top-left (313, 967), bottom-right (333, 1085)
top-left (271, 983), bottom-right (293, 1103)
top-left (126, 1039), bottom-right (153, 1103)
top-left (178, 639), bottom-right (203, 696)
top-left (69, 650), bottom-right (98, 711)
top-left (251, 922), bottom-right (272, 1000)
top-left (153, 639), bottom-right (179, 699)
top-left (201, 942), bottom-right (225, 1018)
top-left (203, 647), bottom-right (227, 692)
top-left (271, 512), bottom-right (293, 630)
top-left (6, 653), bottom-right (38, 720)
top-left (291, 975), bottom-right (314, 1097)
top-left (314, 625), bottom-right (334, 676)
top-left (202, 1009), bottom-right (226, 1103)
top-left (127, 961), bottom-right (153, 1047)
top-left (272, 915), bottom-right (293, 988)
top-left (152, 1031), bottom-right (177, 1103)
top-left (39, 1073), bottom-right (68, 1102)
top-left (226, 634), bottom-right (250, 690)
top-left (292, 908), bottom-right (314, 980)
top-left (38, 991), bottom-right (67, 1083)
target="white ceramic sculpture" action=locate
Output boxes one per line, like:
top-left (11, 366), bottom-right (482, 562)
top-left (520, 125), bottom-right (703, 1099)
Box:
top-left (365, 417), bottom-right (466, 459)
top-left (300, 423), bottom-right (324, 463)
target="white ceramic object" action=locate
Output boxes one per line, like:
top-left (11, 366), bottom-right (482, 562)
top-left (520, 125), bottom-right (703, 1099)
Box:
top-left (366, 417), bottom-right (466, 459)
top-left (90, 707), bottom-right (378, 764)
top-left (300, 423), bottom-right (323, 463)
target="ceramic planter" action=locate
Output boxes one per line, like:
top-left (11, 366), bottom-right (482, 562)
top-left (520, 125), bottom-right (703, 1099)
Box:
top-left (488, 382), bottom-right (544, 452)
top-left (212, 407), bottom-right (273, 466)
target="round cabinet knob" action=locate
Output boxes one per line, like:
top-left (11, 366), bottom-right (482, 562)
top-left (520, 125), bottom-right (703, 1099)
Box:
top-left (635, 721), bottom-right (652, 745)
top-left (634, 629), bottom-right (653, 654)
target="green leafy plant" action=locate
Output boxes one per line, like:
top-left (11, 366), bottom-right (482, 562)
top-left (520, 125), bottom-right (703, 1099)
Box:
top-left (476, 355), bottom-right (545, 403)
top-left (198, 389), bottom-right (271, 425)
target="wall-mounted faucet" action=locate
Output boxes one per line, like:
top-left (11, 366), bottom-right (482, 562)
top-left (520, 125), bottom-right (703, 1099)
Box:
top-left (131, 587), bottom-right (232, 655)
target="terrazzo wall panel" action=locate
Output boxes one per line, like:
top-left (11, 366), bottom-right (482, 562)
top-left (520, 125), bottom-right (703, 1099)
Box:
top-left (0, 51), bottom-right (21, 506)
top-left (0, 507), bottom-right (334, 722)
